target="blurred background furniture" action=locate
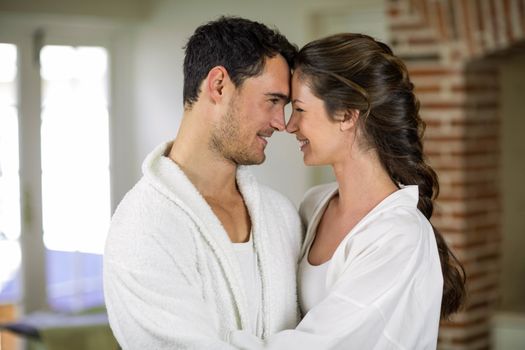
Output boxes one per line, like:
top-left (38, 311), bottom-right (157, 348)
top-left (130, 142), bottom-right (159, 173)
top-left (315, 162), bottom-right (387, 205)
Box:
top-left (0, 307), bottom-right (118, 350)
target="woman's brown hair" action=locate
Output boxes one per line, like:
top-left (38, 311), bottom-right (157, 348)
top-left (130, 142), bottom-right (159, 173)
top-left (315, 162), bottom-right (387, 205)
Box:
top-left (294, 33), bottom-right (466, 319)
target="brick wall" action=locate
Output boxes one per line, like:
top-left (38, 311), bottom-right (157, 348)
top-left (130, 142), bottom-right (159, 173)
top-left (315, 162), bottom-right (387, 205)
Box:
top-left (387, 0), bottom-right (525, 349)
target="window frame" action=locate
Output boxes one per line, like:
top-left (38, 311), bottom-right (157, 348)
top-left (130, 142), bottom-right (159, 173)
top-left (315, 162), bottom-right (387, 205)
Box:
top-left (0, 13), bottom-right (130, 313)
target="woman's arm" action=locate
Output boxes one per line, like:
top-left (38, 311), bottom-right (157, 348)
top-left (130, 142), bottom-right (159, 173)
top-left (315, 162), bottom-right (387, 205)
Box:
top-left (228, 217), bottom-right (439, 349)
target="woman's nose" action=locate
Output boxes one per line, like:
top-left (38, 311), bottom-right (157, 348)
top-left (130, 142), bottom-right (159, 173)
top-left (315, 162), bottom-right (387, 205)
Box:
top-left (286, 112), bottom-right (298, 133)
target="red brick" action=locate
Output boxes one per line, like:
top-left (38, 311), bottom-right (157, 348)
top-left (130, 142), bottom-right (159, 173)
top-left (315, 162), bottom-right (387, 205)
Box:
top-left (408, 37), bottom-right (439, 45)
top-left (388, 7), bottom-right (400, 17)
top-left (503, 0), bottom-right (514, 42)
top-left (389, 22), bottom-right (428, 31)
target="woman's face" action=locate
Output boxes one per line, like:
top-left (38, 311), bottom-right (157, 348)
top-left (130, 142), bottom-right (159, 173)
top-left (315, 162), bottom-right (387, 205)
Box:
top-left (287, 72), bottom-right (347, 166)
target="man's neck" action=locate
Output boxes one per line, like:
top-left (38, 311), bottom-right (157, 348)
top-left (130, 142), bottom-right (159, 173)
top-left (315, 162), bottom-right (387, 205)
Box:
top-left (168, 127), bottom-right (251, 243)
top-left (171, 104), bottom-right (252, 244)
top-left (168, 126), bottom-right (239, 200)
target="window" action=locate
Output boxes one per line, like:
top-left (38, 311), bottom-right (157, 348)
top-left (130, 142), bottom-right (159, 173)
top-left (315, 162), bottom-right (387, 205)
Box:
top-left (0, 43), bottom-right (22, 304)
top-left (0, 27), bottom-right (114, 312)
top-left (39, 45), bottom-right (111, 311)
top-left (40, 45), bottom-right (110, 254)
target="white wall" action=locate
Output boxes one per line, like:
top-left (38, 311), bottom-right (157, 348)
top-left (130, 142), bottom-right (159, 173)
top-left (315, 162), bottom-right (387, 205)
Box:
top-left (132, 0), bottom-right (386, 205)
top-left (492, 312), bottom-right (525, 349)
top-left (0, 0), bottom-right (149, 20)
top-left (0, 0), bottom-right (387, 206)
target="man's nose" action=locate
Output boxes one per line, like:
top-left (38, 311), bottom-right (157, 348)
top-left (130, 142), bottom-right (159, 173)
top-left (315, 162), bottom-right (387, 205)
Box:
top-left (270, 110), bottom-right (286, 132)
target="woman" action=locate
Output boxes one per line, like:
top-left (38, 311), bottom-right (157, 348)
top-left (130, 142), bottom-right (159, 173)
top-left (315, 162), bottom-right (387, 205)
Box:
top-left (228, 33), bottom-right (466, 349)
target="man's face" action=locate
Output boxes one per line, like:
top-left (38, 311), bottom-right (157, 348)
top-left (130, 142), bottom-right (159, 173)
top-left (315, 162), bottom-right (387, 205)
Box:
top-left (210, 55), bottom-right (290, 165)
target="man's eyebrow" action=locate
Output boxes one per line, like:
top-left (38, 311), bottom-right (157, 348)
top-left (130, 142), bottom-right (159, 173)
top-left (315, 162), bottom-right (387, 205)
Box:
top-left (266, 93), bottom-right (290, 103)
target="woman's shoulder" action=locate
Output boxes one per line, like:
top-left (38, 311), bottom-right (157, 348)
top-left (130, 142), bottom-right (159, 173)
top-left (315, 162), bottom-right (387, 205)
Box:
top-left (301, 182), bottom-right (338, 207)
top-left (298, 182), bottom-right (338, 224)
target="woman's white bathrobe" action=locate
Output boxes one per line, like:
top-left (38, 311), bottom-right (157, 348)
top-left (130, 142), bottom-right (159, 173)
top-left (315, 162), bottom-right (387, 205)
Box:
top-left (229, 183), bottom-right (443, 349)
top-left (103, 143), bottom-right (303, 349)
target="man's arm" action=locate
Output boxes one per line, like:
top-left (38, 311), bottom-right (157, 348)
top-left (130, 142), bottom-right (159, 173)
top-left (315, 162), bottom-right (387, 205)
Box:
top-left (104, 231), bottom-right (236, 350)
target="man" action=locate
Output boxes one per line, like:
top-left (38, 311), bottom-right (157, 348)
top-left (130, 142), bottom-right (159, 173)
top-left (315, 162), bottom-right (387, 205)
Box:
top-left (103, 17), bottom-right (302, 349)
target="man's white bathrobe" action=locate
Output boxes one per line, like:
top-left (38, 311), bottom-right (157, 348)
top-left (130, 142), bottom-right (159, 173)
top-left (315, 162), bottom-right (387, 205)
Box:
top-left (229, 183), bottom-right (443, 349)
top-left (103, 143), bottom-right (303, 349)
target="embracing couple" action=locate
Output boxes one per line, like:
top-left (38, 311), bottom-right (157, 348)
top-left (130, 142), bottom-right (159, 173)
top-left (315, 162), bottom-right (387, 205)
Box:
top-left (103, 16), bottom-right (466, 350)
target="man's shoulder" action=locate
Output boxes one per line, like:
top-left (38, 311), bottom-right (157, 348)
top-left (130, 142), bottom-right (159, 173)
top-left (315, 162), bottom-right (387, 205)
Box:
top-left (113, 177), bottom-right (165, 214)
top-left (237, 166), bottom-right (296, 212)
top-left (106, 176), bottom-right (198, 258)
top-left (110, 176), bottom-right (191, 234)
top-left (257, 183), bottom-right (295, 208)
top-left (256, 183), bottom-right (303, 227)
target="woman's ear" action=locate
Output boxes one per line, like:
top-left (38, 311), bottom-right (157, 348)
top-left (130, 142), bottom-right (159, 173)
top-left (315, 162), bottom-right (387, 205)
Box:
top-left (206, 66), bottom-right (229, 104)
top-left (340, 109), bottom-right (359, 131)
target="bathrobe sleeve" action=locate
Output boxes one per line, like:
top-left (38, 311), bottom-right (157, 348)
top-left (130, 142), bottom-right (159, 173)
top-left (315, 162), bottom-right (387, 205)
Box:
top-left (227, 215), bottom-right (434, 350)
top-left (104, 228), bottom-right (236, 350)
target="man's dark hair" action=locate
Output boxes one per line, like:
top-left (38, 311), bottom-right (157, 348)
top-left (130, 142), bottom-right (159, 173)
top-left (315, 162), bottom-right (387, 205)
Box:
top-left (183, 16), bottom-right (297, 108)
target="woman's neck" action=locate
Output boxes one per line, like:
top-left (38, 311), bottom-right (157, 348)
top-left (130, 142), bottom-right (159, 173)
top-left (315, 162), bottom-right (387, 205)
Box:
top-left (331, 150), bottom-right (398, 217)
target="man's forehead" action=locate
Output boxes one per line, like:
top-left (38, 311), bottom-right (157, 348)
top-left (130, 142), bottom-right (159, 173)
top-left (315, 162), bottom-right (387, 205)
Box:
top-left (265, 55), bottom-right (291, 75)
top-left (241, 73), bottom-right (290, 97)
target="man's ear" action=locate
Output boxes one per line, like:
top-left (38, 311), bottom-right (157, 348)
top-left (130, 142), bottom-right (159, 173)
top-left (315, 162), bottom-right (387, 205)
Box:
top-left (340, 109), bottom-right (359, 131)
top-left (206, 66), bottom-right (230, 104)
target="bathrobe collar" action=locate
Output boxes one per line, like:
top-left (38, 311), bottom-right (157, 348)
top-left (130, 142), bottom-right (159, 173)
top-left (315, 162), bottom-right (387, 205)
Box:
top-left (142, 142), bottom-right (272, 335)
top-left (300, 183), bottom-right (420, 288)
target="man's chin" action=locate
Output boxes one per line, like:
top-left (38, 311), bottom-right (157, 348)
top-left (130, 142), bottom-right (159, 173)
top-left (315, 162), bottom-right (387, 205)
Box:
top-left (235, 154), bottom-right (266, 166)
top-left (254, 155), bottom-right (266, 165)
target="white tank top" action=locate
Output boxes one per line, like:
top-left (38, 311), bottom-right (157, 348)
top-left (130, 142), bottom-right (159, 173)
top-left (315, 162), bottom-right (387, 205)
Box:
top-left (233, 233), bottom-right (263, 335)
top-left (298, 253), bottom-right (330, 314)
